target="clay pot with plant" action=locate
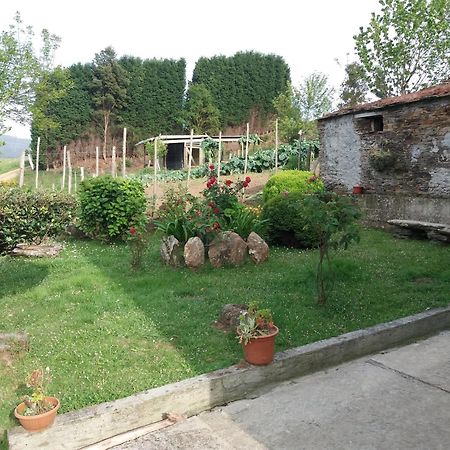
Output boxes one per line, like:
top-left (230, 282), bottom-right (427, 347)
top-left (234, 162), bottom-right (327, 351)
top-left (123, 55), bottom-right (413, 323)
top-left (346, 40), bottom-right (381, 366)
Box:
top-left (14, 368), bottom-right (60, 432)
top-left (237, 302), bottom-right (279, 365)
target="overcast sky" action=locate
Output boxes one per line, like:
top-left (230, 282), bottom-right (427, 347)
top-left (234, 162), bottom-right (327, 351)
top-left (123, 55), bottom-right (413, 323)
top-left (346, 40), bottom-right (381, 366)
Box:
top-left (2, 0), bottom-right (381, 138)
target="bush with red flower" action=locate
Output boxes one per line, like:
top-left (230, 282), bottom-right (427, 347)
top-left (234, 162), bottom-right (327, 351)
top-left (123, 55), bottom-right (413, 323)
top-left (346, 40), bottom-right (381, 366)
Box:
top-left (127, 225), bottom-right (149, 270)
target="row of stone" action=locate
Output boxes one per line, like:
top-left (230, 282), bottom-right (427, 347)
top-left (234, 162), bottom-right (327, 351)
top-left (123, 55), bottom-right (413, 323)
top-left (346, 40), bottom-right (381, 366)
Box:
top-left (161, 231), bottom-right (269, 269)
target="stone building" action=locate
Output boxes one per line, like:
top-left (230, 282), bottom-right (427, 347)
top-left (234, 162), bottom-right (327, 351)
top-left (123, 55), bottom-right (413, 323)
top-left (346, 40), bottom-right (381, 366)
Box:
top-left (318, 83), bottom-right (450, 225)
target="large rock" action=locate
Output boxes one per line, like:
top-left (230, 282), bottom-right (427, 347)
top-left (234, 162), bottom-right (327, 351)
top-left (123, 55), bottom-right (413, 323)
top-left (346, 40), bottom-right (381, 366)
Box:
top-left (216, 304), bottom-right (248, 332)
top-left (208, 231), bottom-right (247, 268)
top-left (160, 236), bottom-right (184, 266)
top-left (11, 243), bottom-right (63, 258)
top-left (184, 237), bottom-right (205, 269)
top-left (247, 232), bottom-right (269, 264)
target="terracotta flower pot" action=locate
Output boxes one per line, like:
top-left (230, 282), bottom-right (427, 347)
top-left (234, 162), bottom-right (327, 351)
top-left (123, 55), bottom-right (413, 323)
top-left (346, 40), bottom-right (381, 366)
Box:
top-left (14, 397), bottom-right (60, 432)
top-left (242, 326), bottom-right (279, 365)
top-left (352, 185), bottom-right (363, 194)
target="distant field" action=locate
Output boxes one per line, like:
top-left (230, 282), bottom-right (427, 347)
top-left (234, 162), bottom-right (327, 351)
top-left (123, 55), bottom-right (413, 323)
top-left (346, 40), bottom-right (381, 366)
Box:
top-left (0, 158), bottom-right (19, 175)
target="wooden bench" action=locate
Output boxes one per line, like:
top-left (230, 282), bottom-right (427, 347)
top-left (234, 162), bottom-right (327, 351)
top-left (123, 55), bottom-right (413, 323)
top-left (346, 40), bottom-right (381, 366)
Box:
top-left (387, 220), bottom-right (450, 243)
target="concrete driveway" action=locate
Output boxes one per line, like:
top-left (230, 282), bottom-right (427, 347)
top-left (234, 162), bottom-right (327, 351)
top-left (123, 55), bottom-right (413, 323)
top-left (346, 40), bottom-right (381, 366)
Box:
top-left (113, 330), bottom-right (450, 450)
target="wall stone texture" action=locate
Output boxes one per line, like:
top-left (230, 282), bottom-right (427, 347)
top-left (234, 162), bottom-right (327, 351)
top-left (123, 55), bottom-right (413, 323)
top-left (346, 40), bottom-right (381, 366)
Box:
top-left (319, 96), bottom-right (450, 224)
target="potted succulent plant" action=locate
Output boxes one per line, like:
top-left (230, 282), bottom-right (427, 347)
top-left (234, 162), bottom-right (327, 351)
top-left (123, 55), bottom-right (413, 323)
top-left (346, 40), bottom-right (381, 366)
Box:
top-left (14, 368), bottom-right (60, 432)
top-left (237, 302), bottom-right (279, 365)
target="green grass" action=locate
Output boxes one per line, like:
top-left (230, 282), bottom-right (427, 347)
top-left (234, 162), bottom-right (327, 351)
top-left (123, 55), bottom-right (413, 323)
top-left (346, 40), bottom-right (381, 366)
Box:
top-left (0, 159), bottom-right (19, 175)
top-left (22, 169), bottom-right (64, 191)
top-left (0, 230), bottom-right (449, 445)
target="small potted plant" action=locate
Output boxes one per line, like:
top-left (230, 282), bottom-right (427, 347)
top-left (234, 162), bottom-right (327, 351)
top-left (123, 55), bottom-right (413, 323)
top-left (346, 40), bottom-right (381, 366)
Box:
top-left (14, 368), bottom-right (60, 432)
top-left (237, 302), bottom-right (279, 365)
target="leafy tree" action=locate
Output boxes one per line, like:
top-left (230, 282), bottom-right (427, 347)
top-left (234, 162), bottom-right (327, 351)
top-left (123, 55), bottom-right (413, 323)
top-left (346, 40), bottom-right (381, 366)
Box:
top-left (184, 83), bottom-right (220, 134)
top-left (0, 12), bottom-right (60, 136)
top-left (354, 0), bottom-right (450, 97)
top-left (297, 72), bottom-right (335, 122)
top-left (92, 47), bottom-right (129, 159)
top-left (339, 62), bottom-right (369, 107)
top-left (272, 83), bottom-right (303, 143)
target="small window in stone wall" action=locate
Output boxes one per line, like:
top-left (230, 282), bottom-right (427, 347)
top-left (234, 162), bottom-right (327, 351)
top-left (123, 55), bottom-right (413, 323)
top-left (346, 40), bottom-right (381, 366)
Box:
top-left (355, 115), bottom-right (384, 133)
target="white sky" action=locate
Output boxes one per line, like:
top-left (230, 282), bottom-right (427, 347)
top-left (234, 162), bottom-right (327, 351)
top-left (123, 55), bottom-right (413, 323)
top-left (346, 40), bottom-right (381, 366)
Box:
top-left (2, 0), bottom-right (381, 138)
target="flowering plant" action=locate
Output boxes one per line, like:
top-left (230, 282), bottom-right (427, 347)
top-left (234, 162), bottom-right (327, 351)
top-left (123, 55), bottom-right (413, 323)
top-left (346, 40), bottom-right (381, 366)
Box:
top-left (127, 225), bottom-right (148, 270)
top-left (21, 368), bottom-right (55, 416)
top-left (237, 302), bottom-right (275, 345)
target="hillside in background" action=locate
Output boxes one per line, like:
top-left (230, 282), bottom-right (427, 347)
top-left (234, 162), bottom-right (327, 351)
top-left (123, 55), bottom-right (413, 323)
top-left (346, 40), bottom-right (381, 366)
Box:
top-left (0, 135), bottom-right (31, 158)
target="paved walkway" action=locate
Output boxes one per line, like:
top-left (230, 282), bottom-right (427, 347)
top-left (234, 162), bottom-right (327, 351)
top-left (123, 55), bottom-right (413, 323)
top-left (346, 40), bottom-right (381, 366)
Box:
top-left (113, 331), bottom-right (450, 450)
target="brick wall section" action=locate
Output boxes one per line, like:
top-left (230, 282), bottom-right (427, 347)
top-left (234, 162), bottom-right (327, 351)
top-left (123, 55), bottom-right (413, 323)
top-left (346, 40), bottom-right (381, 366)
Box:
top-left (318, 97), bottom-right (450, 199)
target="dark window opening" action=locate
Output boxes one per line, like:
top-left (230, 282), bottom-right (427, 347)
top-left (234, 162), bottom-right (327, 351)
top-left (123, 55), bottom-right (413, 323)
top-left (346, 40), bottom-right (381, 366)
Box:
top-left (355, 114), bottom-right (384, 133)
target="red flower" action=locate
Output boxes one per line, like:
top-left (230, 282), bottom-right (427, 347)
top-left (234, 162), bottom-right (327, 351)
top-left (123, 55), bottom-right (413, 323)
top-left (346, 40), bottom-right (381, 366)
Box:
top-left (129, 227), bottom-right (137, 235)
top-left (245, 176), bottom-right (251, 183)
top-left (225, 179), bottom-right (232, 186)
top-left (210, 177), bottom-right (216, 184)
top-left (283, 190), bottom-right (289, 198)
top-left (308, 175), bottom-right (317, 182)
top-left (213, 222), bottom-right (221, 229)
top-left (213, 208), bottom-right (220, 214)
top-left (209, 164), bottom-right (215, 170)
top-left (243, 181), bottom-right (249, 188)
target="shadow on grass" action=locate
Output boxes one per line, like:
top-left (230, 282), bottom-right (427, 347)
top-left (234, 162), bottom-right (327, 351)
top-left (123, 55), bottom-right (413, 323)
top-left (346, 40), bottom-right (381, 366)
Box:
top-left (0, 259), bottom-right (49, 300)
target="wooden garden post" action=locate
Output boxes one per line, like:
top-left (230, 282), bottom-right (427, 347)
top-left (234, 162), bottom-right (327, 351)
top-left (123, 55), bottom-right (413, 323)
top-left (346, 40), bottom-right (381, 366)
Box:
top-left (111, 146), bottom-right (117, 177)
top-left (34, 137), bottom-right (40, 189)
top-left (243, 123), bottom-right (250, 177)
top-left (67, 150), bottom-right (72, 194)
top-left (27, 152), bottom-right (34, 171)
top-left (153, 138), bottom-right (158, 198)
top-left (61, 145), bottom-right (67, 189)
top-left (80, 167), bottom-right (85, 182)
top-left (95, 146), bottom-right (99, 177)
top-left (74, 169), bottom-right (77, 193)
top-left (217, 131), bottom-right (222, 182)
top-left (122, 127), bottom-right (127, 177)
top-left (187, 129), bottom-right (194, 187)
top-left (19, 151), bottom-right (25, 187)
top-left (298, 130), bottom-right (303, 170)
top-left (275, 118), bottom-right (279, 172)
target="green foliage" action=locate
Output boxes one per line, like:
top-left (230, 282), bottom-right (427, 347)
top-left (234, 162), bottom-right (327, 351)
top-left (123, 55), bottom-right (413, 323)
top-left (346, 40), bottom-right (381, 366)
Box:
top-left (263, 170), bottom-right (324, 203)
top-left (222, 204), bottom-right (267, 239)
top-left (354, 0), bottom-right (450, 97)
top-left (0, 12), bottom-right (60, 135)
top-left (273, 83), bottom-right (303, 143)
top-left (369, 148), bottom-right (396, 171)
top-left (237, 302), bottom-right (274, 345)
top-left (145, 139), bottom-right (168, 160)
top-left (118, 56), bottom-right (186, 142)
top-left (338, 62), bottom-right (369, 108)
top-left (262, 191), bottom-right (322, 248)
top-left (192, 51), bottom-right (290, 127)
top-left (297, 72), bottom-right (335, 121)
top-left (0, 186), bottom-right (77, 254)
top-left (184, 83), bottom-right (220, 134)
top-left (78, 176), bottom-right (147, 241)
top-left (299, 192), bottom-right (361, 304)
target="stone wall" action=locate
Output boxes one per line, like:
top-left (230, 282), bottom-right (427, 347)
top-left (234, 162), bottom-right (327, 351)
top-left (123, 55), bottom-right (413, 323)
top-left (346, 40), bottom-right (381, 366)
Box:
top-left (318, 96), bottom-right (450, 224)
top-left (319, 97), bottom-right (450, 198)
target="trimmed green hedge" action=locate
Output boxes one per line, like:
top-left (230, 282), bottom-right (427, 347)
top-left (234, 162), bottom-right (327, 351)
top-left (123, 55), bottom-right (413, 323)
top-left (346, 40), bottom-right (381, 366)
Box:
top-left (0, 187), bottom-right (77, 254)
top-left (78, 176), bottom-right (147, 241)
top-left (263, 170), bottom-right (324, 203)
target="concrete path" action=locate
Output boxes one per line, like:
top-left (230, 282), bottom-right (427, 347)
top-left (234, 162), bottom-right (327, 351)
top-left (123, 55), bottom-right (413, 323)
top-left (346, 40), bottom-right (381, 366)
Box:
top-left (113, 330), bottom-right (450, 450)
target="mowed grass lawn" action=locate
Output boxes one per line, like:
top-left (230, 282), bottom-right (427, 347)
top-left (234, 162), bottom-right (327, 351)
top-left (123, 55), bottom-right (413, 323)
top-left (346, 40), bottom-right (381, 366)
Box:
top-left (1, 229), bottom-right (449, 441)
top-left (0, 159), bottom-right (19, 176)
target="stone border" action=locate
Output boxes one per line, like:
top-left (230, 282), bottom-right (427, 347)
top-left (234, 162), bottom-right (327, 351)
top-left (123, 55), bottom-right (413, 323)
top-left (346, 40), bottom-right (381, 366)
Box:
top-left (8, 305), bottom-right (450, 450)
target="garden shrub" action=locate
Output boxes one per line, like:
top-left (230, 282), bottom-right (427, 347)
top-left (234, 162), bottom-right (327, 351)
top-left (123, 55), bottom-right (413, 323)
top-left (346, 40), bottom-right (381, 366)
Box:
top-left (262, 192), bottom-right (321, 248)
top-left (0, 187), bottom-right (77, 254)
top-left (263, 170), bottom-right (324, 203)
top-left (78, 176), bottom-right (147, 241)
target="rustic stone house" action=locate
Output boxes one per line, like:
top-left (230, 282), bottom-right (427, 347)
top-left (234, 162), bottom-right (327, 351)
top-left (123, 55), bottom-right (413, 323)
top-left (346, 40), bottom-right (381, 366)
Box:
top-left (318, 83), bottom-right (450, 225)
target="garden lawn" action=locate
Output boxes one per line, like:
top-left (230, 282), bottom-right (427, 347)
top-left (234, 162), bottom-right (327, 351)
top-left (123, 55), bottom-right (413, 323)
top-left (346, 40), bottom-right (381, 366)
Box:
top-left (0, 159), bottom-right (19, 176)
top-left (1, 229), bottom-right (449, 445)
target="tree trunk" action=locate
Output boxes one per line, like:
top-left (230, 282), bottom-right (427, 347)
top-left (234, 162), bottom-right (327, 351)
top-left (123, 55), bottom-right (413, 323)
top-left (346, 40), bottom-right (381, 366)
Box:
top-left (103, 112), bottom-right (109, 161)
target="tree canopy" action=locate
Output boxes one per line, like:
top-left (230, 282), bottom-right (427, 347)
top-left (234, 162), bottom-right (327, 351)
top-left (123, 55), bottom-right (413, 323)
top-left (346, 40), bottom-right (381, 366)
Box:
top-left (354, 0), bottom-right (450, 98)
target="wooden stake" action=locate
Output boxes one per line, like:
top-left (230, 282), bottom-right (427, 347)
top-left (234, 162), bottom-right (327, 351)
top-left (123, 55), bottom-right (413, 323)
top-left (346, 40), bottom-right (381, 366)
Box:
top-left (153, 138), bottom-right (158, 198)
top-left (27, 152), bottom-right (34, 171)
top-left (111, 146), bottom-right (116, 177)
top-left (74, 170), bottom-right (77, 193)
top-left (122, 127), bottom-right (127, 177)
top-left (187, 129), bottom-right (194, 187)
top-left (61, 146), bottom-right (67, 190)
top-left (217, 131), bottom-right (222, 182)
top-left (243, 123), bottom-right (250, 176)
top-left (67, 150), bottom-right (72, 194)
top-left (19, 151), bottom-right (25, 187)
top-left (95, 146), bottom-right (99, 177)
top-left (80, 167), bottom-right (85, 182)
top-left (35, 137), bottom-right (40, 189)
top-left (275, 118), bottom-right (279, 172)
